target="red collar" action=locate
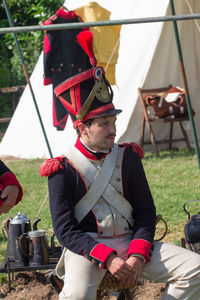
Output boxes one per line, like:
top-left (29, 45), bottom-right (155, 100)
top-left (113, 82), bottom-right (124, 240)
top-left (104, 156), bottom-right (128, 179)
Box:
top-left (56, 7), bottom-right (77, 19)
top-left (74, 137), bottom-right (110, 161)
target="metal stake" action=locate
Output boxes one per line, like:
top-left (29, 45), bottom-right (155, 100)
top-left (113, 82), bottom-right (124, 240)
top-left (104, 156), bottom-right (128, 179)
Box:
top-left (170, 0), bottom-right (200, 168)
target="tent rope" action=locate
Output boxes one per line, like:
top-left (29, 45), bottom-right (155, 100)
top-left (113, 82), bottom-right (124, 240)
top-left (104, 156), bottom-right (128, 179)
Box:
top-left (104, 38), bottom-right (120, 72)
top-left (23, 189), bottom-right (49, 220)
top-left (35, 191), bottom-right (49, 219)
top-left (185, 0), bottom-right (200, 33)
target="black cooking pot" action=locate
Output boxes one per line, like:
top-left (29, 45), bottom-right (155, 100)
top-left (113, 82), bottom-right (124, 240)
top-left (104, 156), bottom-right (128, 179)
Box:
top-left (184, 199), bottom-right (200, 243)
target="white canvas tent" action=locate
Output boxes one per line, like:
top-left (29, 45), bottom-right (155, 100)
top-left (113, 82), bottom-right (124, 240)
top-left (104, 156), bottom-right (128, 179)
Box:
top-left (0, 0), bottom-right (200, 159)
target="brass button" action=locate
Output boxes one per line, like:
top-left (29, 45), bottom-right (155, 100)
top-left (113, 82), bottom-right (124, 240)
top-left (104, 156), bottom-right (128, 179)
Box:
top-left (78, 68), bottom-right (82, 72)
top-left (116, 178), bottom-right (121, 182)
top-left (98, 219), bottom-right (102, 223)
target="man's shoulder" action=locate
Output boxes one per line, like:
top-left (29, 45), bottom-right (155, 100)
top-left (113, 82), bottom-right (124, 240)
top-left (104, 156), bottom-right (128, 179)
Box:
top-left (0, 160), bottom-right (10, 176)
top-left (39, 156), bottom-right (66, 177)
top-left (118, 142), bottom-right (144, 159)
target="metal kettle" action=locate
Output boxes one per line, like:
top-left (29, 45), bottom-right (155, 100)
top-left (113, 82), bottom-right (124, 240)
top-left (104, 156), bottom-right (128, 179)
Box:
top-left (22, 229), bottom-right (49, 266)
top-left (5, 212), bottom-right (31, 263)
top-left (183, 199), bottom-right (200, 244)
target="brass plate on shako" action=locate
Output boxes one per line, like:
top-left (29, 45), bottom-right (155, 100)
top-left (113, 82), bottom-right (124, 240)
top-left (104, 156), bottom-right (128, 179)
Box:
top-left (93, 67), bottom-right (113, 103)
top-left (95, 80), bottom-right (112, 103)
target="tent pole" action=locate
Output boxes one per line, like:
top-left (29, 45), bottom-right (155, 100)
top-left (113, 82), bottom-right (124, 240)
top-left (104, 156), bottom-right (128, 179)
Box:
top-left (2, 0), bottom-right (53, 159)
top-left (169, 0), bottom-right (200, 168)
top-left (1, 13), bottom-right (200, 34)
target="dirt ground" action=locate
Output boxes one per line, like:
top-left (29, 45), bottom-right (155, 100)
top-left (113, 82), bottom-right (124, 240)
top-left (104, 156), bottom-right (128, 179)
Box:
top-left (0, 271), bottom-right (166, 300)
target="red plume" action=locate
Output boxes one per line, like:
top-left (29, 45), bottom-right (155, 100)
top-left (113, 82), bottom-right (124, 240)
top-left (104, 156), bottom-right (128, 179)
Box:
top-left (77, 30), bottom-right (97, 66)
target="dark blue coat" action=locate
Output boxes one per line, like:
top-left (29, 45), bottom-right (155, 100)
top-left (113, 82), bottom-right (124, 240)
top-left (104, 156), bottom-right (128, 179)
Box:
top-left (40, 140), bottom-right (156, 269)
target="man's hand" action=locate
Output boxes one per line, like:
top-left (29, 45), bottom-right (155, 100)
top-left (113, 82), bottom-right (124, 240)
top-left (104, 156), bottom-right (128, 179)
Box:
top-left (0, 185), bottom-right (19, 215)
top-left (126, 256), bottom-right (143, 283)
top-left (105, 253), bottom-right (137, 288)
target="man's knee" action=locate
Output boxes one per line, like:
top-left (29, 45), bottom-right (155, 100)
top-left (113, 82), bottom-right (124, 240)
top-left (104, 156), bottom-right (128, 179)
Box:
top-left (59, 282), bottom-right (97, 300)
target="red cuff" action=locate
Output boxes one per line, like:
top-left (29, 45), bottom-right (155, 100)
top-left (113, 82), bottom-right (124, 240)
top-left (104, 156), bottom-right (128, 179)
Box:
top-left (127, 239), bottom-right (151, 263)
top-left (0, 172), bottom-right (23, 205)
top-left (44, 77), bottom-right (52, 85)
top-left (90, 243), bottom-right (116, 269)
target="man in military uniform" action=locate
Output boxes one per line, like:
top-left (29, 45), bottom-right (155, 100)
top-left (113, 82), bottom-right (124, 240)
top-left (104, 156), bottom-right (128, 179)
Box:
top-left (40, 31), bottom-right (200, 300)
top-left (0, 160), bottom-right (23, 214)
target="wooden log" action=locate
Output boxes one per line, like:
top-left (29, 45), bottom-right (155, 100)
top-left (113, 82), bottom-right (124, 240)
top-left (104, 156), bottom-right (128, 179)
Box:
top-left (0, 117), bottom-right (12, 123)
top-left (0, 85), bottom-right (25, 94)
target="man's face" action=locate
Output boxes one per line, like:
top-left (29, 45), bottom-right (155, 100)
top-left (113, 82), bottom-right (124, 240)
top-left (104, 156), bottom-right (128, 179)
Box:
top-left (80, 115), bottom-right (117, 151)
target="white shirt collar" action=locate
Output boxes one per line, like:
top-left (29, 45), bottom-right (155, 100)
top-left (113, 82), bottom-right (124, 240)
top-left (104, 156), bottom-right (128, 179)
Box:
top-left (80, 138), bottom-right (110, 154)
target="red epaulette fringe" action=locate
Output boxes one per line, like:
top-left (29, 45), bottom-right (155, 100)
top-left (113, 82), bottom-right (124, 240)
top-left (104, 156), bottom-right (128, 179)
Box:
top-left (130, 142), bottom-right (144, 159)
top-left (39, 156), bottom-right (65, 177)
top-left (119, 142), bottom-right (144, 159)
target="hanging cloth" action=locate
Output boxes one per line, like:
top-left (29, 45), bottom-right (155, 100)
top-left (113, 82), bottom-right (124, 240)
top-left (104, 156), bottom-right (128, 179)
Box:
top-left (75, 2), bottom-right (121, 85)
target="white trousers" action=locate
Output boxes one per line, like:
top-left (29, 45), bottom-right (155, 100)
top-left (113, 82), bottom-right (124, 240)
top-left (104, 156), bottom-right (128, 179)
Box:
top-left (58, 235), bottom-right (200, 300)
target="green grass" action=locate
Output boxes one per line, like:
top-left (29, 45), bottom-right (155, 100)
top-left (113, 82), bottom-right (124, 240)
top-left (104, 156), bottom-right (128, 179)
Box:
top-left (0, 149), bottom-right (199, 272)
top-left (143, 149), bottom-right (200, 243)
top-left (0, 158), bottom-right (54, 269)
